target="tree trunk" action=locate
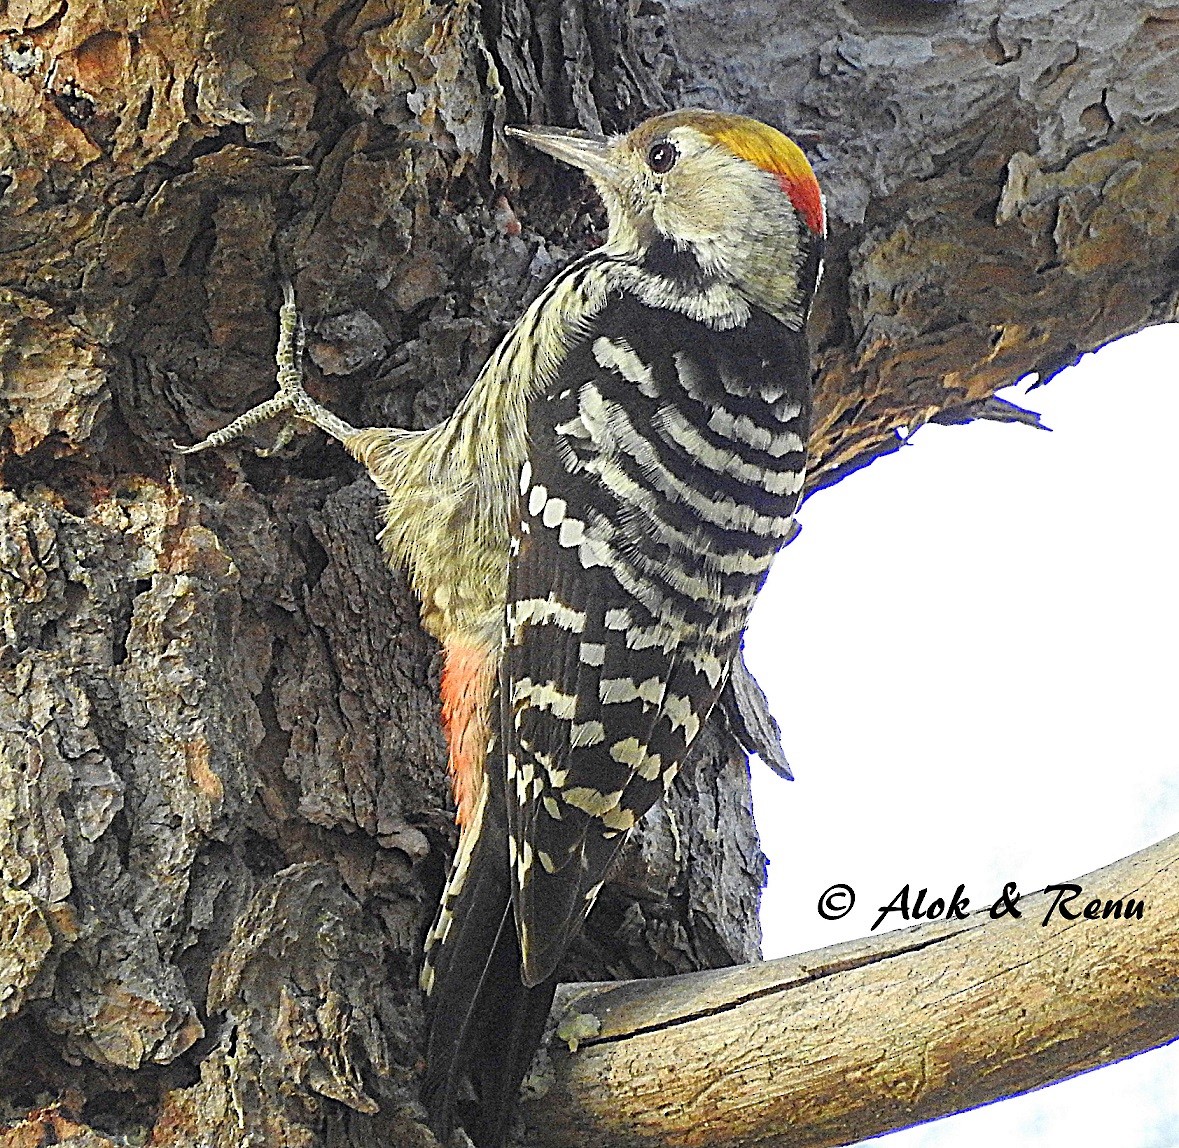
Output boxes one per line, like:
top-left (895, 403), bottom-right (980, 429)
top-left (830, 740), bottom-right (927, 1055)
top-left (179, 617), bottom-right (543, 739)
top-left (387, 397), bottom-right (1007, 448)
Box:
top-left (0, 0), bottom-right (1175, 1144)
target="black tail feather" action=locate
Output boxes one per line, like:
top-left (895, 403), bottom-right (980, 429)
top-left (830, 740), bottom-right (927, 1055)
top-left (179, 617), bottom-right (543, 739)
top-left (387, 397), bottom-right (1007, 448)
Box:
top-left (471, 922), bottom-right (556, 1148)
top-left (422, 775), bottom-right (557, 1148)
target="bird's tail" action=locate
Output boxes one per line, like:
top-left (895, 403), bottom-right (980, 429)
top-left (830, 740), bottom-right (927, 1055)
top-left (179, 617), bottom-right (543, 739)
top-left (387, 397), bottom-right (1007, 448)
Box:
top-left (420, 763), bottom-right (557, 1148)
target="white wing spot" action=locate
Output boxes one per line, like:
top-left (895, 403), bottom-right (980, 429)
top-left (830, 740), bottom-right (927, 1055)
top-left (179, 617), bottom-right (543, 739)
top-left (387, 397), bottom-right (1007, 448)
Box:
top-left (562, 786), bottom-right (624, 818)
top-left (610, 737), bottom-right (662, 781)
top-left (555, 414), bottom-right (591, 439)
top-left (558, 517), bottom-right (586, 547)
top-left (513, 678), bottom-right (578, 719)
top-left (541, 496), bottom-right (567, 528)
top-left (664, 694), bottom-right (701, 742)
top-left (601, 804), bottom-right (636, 831)
top-left (691, 651), bottom-right (726, 689)
top-left (600, 676), bottom-right (665, 706)
top-left (570, 720), bottom-right (606, 747)
top-left (518, 839), bottom-right (533, 881)
top-left (509, 597), bottom-right (586, 637)
top-left (576, 532), bottom-right (613, 570)
top-left (578, 641), bottom-right (606, 666)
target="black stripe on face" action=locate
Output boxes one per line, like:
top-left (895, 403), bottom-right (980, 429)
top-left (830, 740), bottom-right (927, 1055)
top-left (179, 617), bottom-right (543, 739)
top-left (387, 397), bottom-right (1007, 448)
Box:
top-left (642, 237), bottom-right (712, 293)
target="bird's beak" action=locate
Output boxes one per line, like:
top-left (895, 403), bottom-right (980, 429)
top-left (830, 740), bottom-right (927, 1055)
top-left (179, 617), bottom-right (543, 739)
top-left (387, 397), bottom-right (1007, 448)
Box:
top-left (505, 125), bottom-right (617, 184)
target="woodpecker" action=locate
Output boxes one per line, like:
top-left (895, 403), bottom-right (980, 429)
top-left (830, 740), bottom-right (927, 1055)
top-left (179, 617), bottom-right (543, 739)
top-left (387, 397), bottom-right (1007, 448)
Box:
top-left (180, 108), bottom-right (824, 1147)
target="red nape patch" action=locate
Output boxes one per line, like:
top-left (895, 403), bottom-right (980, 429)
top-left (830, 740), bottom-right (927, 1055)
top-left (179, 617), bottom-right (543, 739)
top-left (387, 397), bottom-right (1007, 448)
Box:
top-left (775, 171), bottom-right (825, 237)
top-left (440, 642), bottom-right (497, 828)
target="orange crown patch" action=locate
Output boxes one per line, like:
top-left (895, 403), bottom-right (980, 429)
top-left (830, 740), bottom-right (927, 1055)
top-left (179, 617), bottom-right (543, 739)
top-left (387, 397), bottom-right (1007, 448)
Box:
top-left (704, 115), bottom-right (825, 237)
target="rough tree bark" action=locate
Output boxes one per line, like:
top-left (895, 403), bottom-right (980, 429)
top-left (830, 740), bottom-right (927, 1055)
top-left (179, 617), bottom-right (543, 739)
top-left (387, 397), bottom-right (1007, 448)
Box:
top-left (0, 0), bottom-right (1175, 1145)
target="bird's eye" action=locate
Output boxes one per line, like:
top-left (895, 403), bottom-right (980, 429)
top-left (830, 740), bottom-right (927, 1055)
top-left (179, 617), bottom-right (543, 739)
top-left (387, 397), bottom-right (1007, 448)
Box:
top-left (647, 141), bottom-right (677, 174)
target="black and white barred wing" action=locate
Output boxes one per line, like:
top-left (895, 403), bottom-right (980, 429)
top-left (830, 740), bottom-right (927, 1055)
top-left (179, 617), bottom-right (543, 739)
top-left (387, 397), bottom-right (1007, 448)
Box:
top-left (503, 291), bottom-right (811, 987)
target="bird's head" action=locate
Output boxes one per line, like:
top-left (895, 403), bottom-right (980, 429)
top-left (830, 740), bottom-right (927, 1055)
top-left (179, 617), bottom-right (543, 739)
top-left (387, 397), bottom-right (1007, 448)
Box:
top-left (506, 109), bottom-right (825, 329)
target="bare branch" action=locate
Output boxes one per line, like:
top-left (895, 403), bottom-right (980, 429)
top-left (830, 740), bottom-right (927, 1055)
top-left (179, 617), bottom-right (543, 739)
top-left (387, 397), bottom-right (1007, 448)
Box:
top-left (524, 831), bottom-right (1179, 1148)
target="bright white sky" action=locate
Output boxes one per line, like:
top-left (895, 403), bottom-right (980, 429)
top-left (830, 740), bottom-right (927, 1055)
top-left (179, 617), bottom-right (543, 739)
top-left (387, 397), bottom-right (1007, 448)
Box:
top-left (745, 323), bottom-right (1179, 1148)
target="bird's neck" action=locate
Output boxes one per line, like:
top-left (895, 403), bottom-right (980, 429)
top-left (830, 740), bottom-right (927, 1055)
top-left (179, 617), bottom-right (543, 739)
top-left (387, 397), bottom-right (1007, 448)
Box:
top-left (603, 224), bottom-right (811, 333)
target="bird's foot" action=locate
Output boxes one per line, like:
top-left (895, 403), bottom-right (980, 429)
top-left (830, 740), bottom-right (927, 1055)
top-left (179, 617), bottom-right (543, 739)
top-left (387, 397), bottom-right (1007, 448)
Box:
top-left (176, 282), bottom-right (358, 455)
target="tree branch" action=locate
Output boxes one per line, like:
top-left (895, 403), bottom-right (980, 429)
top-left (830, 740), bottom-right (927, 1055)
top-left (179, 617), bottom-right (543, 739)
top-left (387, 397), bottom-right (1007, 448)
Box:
top-left (523, 831), bottom-right (1179, 1148)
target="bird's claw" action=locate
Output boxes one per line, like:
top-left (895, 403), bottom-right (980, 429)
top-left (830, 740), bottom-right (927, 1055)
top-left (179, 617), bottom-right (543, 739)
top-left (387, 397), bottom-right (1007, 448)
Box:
top-left (176, 282), bottom-right (357, 455)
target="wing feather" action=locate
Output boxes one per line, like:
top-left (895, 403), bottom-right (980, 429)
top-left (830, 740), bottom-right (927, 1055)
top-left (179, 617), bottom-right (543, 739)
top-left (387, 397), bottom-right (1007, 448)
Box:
top-left (502, 289), bottom-right (811, 986)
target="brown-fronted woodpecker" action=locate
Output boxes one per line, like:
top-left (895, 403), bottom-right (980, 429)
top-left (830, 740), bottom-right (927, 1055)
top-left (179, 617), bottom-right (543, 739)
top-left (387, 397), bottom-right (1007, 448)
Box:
top-left (181, 108), bottom-right (825, 1148)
